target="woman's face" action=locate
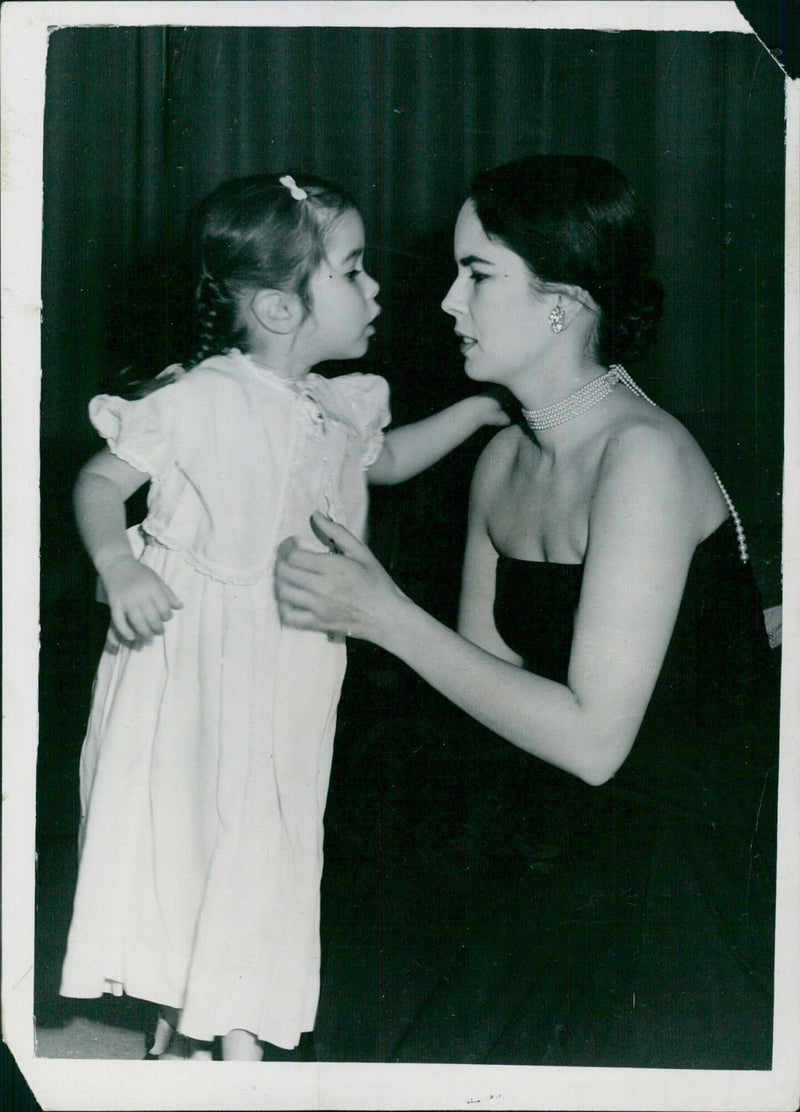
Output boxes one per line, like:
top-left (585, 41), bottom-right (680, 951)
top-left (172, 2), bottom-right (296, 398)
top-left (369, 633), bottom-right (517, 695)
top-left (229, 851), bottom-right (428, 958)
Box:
top-left (441, 200), bottom-right (556, 391)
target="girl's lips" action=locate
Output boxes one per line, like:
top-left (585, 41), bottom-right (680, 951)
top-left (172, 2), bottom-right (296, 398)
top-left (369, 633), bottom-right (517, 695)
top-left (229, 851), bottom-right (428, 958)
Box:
top-left (458, 336), bottom-right (477, 354)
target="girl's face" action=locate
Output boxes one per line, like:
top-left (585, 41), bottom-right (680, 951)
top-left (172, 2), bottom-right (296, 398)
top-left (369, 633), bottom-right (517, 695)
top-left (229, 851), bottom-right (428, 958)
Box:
top-left (441, 200), bottom-right (556, 391)
top-left (301, 209), bottom-right (381, 363)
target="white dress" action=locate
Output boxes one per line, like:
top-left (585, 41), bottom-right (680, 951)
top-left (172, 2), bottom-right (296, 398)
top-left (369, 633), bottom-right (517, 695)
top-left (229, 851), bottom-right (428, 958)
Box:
top-left (59, 350), bottom-right (390, 1048)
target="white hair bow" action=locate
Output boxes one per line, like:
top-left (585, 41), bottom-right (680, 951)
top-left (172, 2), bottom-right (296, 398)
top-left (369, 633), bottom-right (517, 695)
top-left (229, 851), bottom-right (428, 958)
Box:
top-left (279, 175), bottom-right (308, 201)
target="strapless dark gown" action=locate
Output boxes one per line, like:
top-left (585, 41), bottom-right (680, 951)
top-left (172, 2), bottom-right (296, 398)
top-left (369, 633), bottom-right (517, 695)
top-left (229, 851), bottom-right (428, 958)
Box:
top-left (393, 516), bottom-right (778, 1068)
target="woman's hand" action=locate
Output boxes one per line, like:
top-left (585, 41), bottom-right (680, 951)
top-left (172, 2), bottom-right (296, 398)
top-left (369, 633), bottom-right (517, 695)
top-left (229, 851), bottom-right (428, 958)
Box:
top-left (275, 513), bottom-right (406, 643)
top-left (99, 554), bottom-right (183, 642)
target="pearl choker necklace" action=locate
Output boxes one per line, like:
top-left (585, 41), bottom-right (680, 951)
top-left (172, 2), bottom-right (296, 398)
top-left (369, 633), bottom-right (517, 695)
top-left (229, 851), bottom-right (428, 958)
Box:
top-left (521, 365), bottom-right (656, 430)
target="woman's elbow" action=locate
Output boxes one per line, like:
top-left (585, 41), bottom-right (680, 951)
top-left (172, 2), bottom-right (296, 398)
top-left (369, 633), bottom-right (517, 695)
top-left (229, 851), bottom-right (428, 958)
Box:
top-left (578, 762), bottom-right (617, 788)
top-left (574, 730), bottom-right (635, 787)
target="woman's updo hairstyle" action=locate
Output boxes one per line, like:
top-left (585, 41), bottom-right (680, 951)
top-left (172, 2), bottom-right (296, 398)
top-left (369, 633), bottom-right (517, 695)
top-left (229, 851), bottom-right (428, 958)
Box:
top-left (184, 172), bottom-right (358, 370)
top-left (470, 155), bottom-right (664, 364)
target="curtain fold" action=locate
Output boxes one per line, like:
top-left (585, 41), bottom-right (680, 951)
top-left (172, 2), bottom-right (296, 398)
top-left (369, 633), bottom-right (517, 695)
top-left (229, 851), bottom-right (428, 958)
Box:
top-left (42, 27), bottom-right (167, 440)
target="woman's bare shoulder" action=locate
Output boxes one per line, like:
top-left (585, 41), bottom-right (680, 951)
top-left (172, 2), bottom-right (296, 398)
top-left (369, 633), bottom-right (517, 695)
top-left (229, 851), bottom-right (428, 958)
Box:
top-left (471, 424), bottom-right (526, 490)
top-left (603, 404), bottom-right (713, 476)
top-left (477, 423), bottom-right (526, 466)
top-left (596, 404), bottom-right (722, 534)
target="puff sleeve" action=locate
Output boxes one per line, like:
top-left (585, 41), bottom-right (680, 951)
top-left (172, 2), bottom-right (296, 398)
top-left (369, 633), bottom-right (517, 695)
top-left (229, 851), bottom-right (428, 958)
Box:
top-left (352, 374), bottom-right (391, 467)
top-left (328, 373), bottom-right (391, 467)
top-left (88, 380), bottom-right (181, 481)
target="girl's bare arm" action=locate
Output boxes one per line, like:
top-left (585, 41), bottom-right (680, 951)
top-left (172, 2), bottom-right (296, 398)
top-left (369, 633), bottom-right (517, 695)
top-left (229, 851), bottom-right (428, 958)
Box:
top-left (75, 448), bottom-right (182, 640)
top-left (367, 394), bottom-right (508, 485)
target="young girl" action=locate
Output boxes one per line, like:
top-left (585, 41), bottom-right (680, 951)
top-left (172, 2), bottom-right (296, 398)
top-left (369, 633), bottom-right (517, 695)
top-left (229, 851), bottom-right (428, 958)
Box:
top-left (59, 172), bottom-right (507, 1061)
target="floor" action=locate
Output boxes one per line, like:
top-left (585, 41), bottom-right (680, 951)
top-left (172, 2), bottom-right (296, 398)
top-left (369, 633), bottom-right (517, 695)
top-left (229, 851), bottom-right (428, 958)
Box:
top-left (34, 841), bottom-right (149, 1060)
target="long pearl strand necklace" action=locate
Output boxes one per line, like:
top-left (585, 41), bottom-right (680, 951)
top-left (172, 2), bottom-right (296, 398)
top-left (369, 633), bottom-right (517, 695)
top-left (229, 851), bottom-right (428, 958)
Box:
top-left (712, 472), bottom-right (749, 564)
top-left (521, 364), bottom-right (749, 564)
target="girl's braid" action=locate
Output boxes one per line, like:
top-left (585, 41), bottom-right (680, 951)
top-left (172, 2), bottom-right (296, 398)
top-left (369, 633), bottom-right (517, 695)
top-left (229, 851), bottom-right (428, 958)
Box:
top-left (184, 273), bottom-right (230, 370)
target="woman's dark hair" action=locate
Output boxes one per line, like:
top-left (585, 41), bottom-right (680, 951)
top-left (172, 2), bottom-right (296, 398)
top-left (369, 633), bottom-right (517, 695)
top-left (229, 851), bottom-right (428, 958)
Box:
top-left (181, 172), bottom-right (358, 371)
top-left (470, 155), bottom-right (664, 363)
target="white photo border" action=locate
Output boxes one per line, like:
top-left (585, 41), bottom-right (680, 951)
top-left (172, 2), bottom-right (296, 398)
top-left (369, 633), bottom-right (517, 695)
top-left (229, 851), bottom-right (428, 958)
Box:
top-left (2, 3), bottom-right (798, 1109)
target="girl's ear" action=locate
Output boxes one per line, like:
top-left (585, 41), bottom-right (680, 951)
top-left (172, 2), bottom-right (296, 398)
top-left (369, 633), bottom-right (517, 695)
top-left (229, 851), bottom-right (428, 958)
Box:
top-left (250, 288), bottom-right (304, 335)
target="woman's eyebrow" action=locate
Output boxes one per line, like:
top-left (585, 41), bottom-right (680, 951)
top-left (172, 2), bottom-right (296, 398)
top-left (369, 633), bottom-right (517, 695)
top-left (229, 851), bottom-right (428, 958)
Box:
top-left (458, 254), bottom-right (494, 267)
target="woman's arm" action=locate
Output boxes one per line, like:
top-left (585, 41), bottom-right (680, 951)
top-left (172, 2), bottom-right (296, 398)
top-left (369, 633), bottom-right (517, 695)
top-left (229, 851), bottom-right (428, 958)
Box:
top-left (75, 447), bottom-right (182, 639)
top-left (367, 394), bottom-right (508, 485)
top-left (277, 425), bottom-right (701, 785)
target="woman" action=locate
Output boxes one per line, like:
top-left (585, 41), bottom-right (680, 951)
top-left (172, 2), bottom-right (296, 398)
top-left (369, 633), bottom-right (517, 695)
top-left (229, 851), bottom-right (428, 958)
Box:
top-left (275, 156), bottom-right (778, 1068)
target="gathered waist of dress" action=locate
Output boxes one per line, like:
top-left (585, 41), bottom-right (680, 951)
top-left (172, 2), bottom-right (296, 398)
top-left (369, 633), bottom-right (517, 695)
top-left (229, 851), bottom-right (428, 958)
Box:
top-left (94, 524), bottom-right (279, 600)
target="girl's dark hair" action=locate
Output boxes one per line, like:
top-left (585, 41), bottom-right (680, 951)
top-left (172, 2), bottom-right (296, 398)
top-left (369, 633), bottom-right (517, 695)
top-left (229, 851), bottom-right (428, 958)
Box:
top-left (470, 155), bottom-right (664, 363)
top-left (183, 172), bottom-right (358, 372)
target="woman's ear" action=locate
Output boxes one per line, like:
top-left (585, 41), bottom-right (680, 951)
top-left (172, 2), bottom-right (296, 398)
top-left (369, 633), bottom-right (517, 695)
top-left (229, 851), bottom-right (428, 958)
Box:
top-left (250, 288), bottom-right (304, 335)
top-left (555, 283), bottom-right (599, 323)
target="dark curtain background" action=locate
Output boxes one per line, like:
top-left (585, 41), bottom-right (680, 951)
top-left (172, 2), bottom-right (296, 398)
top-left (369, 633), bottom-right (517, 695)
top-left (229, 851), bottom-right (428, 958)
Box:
top-left (36, 24), bottom-right (785, 1060)
top-left (41, 27), bottom-right (785, 610)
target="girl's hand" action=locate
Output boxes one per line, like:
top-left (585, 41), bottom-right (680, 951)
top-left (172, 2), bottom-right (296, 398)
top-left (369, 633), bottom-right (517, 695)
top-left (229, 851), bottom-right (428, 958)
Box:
top-left (99, 554), bottom-right (183, 642)
top-left (275, 513), bottom-right (405, 644)
top-left (474, 391), bottom-right (512, 428)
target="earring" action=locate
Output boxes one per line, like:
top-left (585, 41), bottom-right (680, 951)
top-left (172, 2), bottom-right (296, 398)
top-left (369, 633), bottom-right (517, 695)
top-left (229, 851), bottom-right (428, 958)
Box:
top-left (548, 301), bottom-right (565, 334)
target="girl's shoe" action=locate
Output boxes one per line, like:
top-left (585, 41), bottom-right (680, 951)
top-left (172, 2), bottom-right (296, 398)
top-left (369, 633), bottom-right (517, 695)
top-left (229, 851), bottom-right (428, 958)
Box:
top-left (143, 1008), bottom-right (178, 1059)
top-left (143, 1007), bottom-right (160, 1060)
top-left (160, 1033), bottom-right (213, 1059)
